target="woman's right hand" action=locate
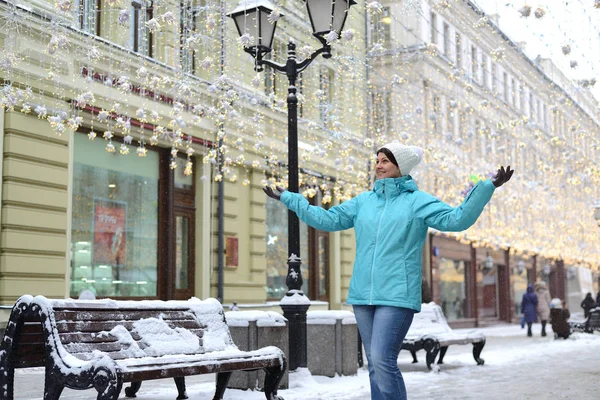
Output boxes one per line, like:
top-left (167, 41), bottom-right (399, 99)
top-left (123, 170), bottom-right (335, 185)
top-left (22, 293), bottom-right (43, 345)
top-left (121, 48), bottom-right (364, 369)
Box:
top-left (263, 186), bottom-right (287, 201)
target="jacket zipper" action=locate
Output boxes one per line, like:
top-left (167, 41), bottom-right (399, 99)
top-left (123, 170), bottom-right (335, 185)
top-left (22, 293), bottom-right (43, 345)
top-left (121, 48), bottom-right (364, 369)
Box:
top-left (370, 182), bottom-right (388, 304)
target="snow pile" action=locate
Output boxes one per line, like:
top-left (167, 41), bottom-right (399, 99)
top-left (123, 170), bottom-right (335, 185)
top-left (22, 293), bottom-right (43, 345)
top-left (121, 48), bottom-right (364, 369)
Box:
top-left (224, 310), bottom-right (286, 327)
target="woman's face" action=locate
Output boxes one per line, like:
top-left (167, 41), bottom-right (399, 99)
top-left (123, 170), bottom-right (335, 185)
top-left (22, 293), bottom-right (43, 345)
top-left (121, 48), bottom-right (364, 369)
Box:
top-left (375, 152), bottom-right (401, 179)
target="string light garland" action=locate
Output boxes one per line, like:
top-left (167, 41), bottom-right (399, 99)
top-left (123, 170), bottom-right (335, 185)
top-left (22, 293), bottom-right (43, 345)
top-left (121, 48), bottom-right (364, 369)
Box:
top-left (0, 0), bottom-right (597, 271)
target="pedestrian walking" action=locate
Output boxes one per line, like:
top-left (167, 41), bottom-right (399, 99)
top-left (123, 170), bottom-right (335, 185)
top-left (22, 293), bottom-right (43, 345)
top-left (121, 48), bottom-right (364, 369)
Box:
top-left (549, 298), bottom-right (571, 340)
top-left (521, 284), bottom-right (538, 337)
top-left (580, 292), bottom-right (596, 319)
top-left (535, 280), bottom-right (551, 336)
top-left (264, 142), bottom-right (514, 400)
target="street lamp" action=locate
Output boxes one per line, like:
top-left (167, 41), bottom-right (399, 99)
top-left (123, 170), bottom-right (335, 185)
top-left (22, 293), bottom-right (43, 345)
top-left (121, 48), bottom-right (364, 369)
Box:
top-left (228, 0), bottom-right (356, 371)
top-left (482, 254), bottom-right (494, 271)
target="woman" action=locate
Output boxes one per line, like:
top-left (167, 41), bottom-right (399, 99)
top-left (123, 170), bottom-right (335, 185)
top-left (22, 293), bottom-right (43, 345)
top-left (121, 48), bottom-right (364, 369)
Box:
top-left (534, 281), bottom-right (551, 336)
top-left (581, 292), bottom-right (596, 319)
top-left (521, 284), bottom-right (538, 337)
top-left (264, 143), bottom-right (513, 400)
top-left (549, 298), bottom-right (570, 339)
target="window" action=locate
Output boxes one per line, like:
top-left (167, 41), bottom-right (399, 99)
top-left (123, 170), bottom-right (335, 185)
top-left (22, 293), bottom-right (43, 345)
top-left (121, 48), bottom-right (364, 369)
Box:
top-left (372, 90), bottom-right (392, 135)
top-left (491, 63), bottom-right (497, 93)
top-left (474, 119), bottom-right (481, 158)
top-left (180, 1), bottom-right (216, 78)
top-left (131, 1), bottom-right (154, 57)
top-left (446, 99), bottom-right (455, 136)
top-left (529, 92), bottom-right (534, 120)
top-left (503, 72), bottom-right (509, 102)
top-left (70, 133), bottom-right (195, 299)
top-left (432, 95), bottom-right (441, 134)
top-left (443, 22), bottom-right (450, 58)
top-left (265, 39), bottom-right (287, 98)
top-left (439, 259), bottom-right (470, 321)
top-left (430, 12), bottom-right (437, 44)
top-left (266, 193), bottom-right (328, 301)
top-left (512, 79), bottom-right (518, 108)
top-left (76, 0), bottom-right (100, 34)
top-left (481, 55), bottom-right (489, 88)
top-left (471, 45), bottom-right (478, 82)
top-left (319, 66), bottom-right (335, 123)
top-left (455, 33), bottom-right (462, 68)
top-left (382, 7), bottom-right (392, 49)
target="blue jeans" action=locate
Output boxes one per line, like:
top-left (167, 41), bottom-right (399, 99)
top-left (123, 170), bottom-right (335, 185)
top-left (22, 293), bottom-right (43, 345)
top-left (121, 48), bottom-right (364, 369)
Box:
top-left (354, 305), bottom-right (415, 400)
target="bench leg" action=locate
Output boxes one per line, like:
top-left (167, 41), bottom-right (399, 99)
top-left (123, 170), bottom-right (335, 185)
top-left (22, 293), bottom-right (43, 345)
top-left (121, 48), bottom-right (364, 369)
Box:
top-left (472, 340), bottom-right (486, 365)
top-left (212, 372), bottom-right (232, 400)
top-left (43, 381), bottom-right (64, 400)
top-left (410, 350), bottom-right (418, 363)
top-left (437, 346), bottom-right (448, 364)
top-left (174, 377), bottom-right (188, 400)
top-left (124, 381), bottom-right (142, 398)
top-left (422, 338), bottom-right (440, 371)
top-left (263, 362), bottom-right (286, 400)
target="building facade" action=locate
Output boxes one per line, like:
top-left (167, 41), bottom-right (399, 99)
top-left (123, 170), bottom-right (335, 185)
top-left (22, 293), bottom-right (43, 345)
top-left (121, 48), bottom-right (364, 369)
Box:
top-left (0, 0), bottom-right (370, 324)
top-left (368, 0), bottom-right (600, 325)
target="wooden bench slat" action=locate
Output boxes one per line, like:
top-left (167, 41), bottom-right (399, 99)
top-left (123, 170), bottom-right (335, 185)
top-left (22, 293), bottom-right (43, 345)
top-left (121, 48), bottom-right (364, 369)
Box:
top-left (55, 319), bottom-right (203, 333)
top-left (122, 358), bottom-right (281, 382)
top-left (54, 310), bottom-right (199, 323)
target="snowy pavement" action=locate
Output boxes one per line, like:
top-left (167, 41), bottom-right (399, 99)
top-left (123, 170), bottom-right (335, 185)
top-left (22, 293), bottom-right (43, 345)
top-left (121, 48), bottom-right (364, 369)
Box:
top-left (13, 323), bottom-right (600, 399)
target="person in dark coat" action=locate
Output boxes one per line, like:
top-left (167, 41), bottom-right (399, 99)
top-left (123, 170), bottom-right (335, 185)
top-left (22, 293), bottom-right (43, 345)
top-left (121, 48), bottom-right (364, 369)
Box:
top-left (521, 284), bottom-right (538, 337)
top-left (549, 298), bottom-right (570, 339)
top-left (596, 290), bottom-right (600, 308)
top-left (581, 293), bottom-right (596, 319)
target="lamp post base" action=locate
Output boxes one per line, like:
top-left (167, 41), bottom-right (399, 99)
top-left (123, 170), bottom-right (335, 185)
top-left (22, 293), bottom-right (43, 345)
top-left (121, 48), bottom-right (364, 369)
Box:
top-left (281, 302), bottom-right (310, 371)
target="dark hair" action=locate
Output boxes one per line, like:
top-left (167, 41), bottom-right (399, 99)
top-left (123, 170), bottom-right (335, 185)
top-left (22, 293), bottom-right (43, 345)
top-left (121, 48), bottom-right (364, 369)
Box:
top-left (376, 147), bottom-right (399, 167)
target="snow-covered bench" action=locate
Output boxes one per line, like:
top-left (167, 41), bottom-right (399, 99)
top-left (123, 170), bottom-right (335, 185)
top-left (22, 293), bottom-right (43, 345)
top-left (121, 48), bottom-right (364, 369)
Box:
top-left (401, 302), bottom-right (485, 370)
top-left (0, 295), bottom-right (286, 400)
top-left (569, 307), bottom-right (600, 334)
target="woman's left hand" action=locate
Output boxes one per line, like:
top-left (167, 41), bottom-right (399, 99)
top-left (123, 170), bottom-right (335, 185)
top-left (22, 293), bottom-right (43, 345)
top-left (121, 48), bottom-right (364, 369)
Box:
top-left (492, 166), bottom-right (514, 188)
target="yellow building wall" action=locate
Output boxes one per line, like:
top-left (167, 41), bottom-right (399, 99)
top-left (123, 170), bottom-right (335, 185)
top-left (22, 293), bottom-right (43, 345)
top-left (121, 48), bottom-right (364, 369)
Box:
top-left (0, 111), bottom-right (71, 303)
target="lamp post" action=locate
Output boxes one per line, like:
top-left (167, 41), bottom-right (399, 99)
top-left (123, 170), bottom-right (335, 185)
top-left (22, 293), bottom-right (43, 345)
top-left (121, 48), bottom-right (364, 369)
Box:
top-left (228, 0), bottom-right (356, 371)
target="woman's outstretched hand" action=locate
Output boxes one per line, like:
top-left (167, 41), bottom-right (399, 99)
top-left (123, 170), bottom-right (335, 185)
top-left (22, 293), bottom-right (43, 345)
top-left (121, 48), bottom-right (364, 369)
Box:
top-left (263, 186), bottom-right (287, 201)
top-left (492, 166), bottom-right (514, 188)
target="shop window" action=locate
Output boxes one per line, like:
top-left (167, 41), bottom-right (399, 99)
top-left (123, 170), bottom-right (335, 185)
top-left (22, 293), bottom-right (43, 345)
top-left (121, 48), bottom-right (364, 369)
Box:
top-left (265, 191), bottom-right (328, 301)
top-left (71, 134), bottom-right (159, 297)
top-left (478, 264), bottom-right (498, 318)
top-left (511, 262), bottom-right (528, 317)
top-left (439, 259), bottom-right (468, 321)
top-left (70, 133), bottom-right (195, 299)
top-left (265, 197), bottom-right (310, 299)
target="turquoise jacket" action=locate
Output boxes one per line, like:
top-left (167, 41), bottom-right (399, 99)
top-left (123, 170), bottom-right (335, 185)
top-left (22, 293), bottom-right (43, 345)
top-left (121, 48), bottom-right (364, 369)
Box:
top-left (280, 176), bottom-right (496, 312)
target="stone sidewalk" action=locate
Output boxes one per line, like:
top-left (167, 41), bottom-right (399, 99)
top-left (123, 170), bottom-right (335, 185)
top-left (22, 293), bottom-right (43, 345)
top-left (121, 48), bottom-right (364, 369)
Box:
top-left (9, 324), bottom-right (600, 399)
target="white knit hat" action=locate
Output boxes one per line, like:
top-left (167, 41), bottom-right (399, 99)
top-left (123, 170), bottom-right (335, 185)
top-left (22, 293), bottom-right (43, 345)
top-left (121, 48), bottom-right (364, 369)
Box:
top-left (381, 142), bottom-right (423, 176)
top-left (550, 298), bottom-right (562, 309)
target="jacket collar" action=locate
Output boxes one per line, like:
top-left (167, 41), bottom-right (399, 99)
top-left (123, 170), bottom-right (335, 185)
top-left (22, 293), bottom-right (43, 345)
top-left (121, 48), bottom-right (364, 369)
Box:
top-left (372, 176), bottom-right (418, 197)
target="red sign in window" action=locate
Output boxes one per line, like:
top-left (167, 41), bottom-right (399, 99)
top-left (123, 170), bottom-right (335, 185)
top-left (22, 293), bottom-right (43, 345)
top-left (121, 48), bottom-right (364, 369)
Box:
top-left (226, 236), bottom-right (239, 268)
